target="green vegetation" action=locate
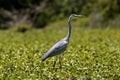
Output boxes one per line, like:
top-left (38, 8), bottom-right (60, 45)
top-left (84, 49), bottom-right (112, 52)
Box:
top-left (0, 27), bottom-right (120, 79)
top-left (0, 1), bottom-right (120, 79)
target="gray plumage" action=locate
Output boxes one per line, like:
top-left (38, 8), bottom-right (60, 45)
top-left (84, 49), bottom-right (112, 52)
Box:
top-left (41, 38), bottom-right (68, 61)
top-left (41, 14), bottom-right (83, 61)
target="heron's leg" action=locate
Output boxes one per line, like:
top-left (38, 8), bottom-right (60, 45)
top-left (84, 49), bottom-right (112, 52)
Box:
top-left (53, 56), bottom-right (57, 68)
top-left (57, 55), bottom-right (62, 69)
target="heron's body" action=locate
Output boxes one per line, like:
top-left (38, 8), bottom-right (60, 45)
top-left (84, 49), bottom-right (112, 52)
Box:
top-left (41, 14), bottom-right (83, 66)
top-left (42, 38), bottom-right (68, 61)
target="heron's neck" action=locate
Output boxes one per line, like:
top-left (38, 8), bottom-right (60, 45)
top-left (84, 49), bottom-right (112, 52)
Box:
top-left (66, 17), bottom-right (72, 41)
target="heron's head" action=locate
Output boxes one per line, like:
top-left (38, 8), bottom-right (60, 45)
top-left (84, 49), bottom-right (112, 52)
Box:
top-left (70, 14), bottom-right (84, 19)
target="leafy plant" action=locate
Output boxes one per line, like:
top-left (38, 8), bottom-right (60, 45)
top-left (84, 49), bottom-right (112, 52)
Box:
top-left (0, 28), bottom-right (120, 79)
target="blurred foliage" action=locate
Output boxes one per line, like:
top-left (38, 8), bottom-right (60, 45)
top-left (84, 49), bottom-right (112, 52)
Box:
top-left (10, 23), bottom-right (32, 32)
top-left (0, 0), bottom-right (41, 9)
top-left (0, 0), bottom-right (120, 29)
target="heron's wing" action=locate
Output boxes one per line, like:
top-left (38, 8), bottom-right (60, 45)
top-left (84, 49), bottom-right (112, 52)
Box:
top-left (52, 40), bottom-right (68, 51)
top-left (41, 40), bottom-right (68, 61)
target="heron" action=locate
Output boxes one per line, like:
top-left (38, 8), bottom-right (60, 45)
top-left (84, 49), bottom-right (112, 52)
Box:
top-left (41, 14), bottom-right (83, 68)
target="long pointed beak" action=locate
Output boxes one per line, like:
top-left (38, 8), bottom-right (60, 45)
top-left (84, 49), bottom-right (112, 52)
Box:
top-left (77, 15), bottom-right (84, 17)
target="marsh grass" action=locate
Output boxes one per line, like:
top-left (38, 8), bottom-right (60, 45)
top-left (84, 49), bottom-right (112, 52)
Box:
top-left (0, 28), bottom-right (120, 79)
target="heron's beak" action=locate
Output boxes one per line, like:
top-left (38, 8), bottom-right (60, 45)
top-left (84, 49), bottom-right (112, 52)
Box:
top-left (77, 15), bottom-right (84, 17)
